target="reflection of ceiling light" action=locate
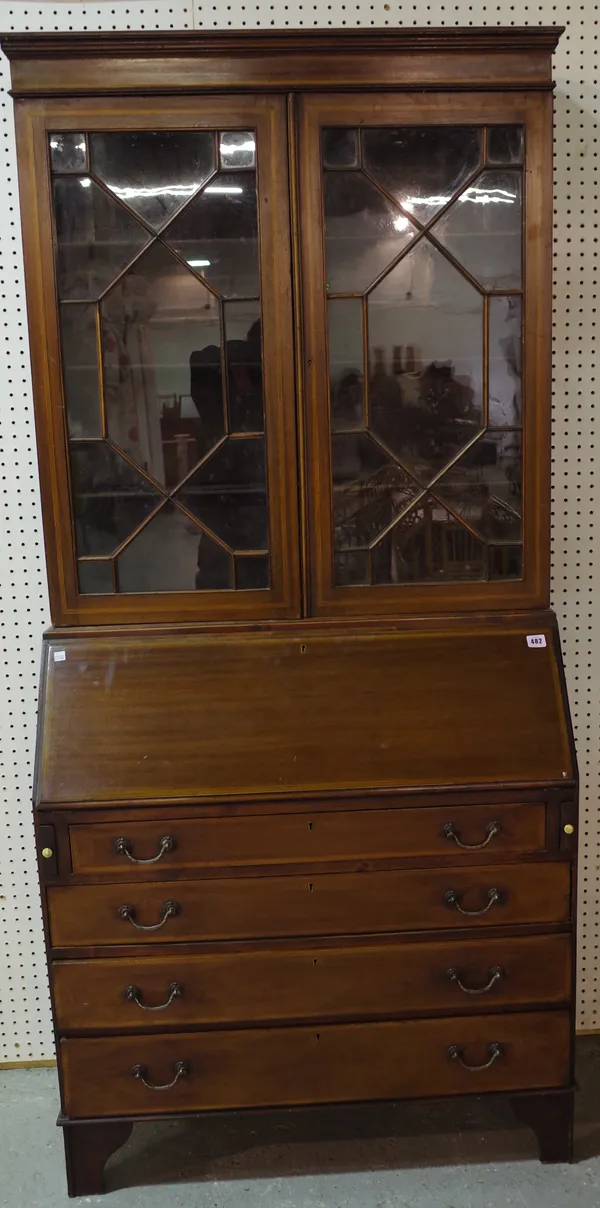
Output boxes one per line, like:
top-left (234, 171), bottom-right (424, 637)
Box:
top-left (49, 139), bottom-right (59, 149)
top-left (393, 214), bottom-right (410, 232)
top-left (76, 142), bottom-right (86, 151)
top-left (80, 178), bottom-right (92, 188)
top-left (460, 186), bottom-right (516, 204)
top-left (187, 259), bottom-right (211, 267)
top-left (403, 186), bottom-right (516, 209)
top-left (205, 185), bottom-right (243, 194)
top-left (219, 139), bottom-right (255, 154)
top-left (107, 183), bottom-right (200, 200)
top-left (403, 195), bottom-right (451, 209)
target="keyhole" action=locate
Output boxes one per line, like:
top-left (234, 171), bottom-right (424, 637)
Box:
top-left (313, 958), bottom-right (318, 967)
top-left (308, 821), bottom-right (313, 832)
top-left (308, 882), bottom-right (314, 892)
top-left (300, 644), bottom-right (307, 654)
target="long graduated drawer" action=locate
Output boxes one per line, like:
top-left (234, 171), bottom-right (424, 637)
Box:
top-left (47, 863), bottom-right (571, 947)
top-left (60, 1010), bottom-right (571, 1118)
top-left (68, 801), bottom-right (548, 876)
top-left (52, 933), bottom-right (571, 1031)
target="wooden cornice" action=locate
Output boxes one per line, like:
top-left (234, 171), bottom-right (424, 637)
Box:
top-left (0, 27), bottom-right (564, 97)
top-left (0, 27), bottom-right (564, 59)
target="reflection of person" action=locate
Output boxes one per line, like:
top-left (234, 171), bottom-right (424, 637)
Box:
top-left (190, 320), bottom-right (263, 589)
top-left (190, 319), bottom-right (263, 437)
top-left (103, 272), bottom-right (165, 484)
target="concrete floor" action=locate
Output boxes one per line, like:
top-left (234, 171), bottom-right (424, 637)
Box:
top-left (2, 1039), bottom-right (600, 1207)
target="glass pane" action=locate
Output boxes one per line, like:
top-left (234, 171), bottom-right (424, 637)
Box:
top-left (90, 131), bottom-right (216, 231)
top-left (490, 545), bottom-right (522, 579)
top-left (322, 128), bottom-right (359, 169)
top-left (50, 133), bottom-right (87, 173)
top-left (329, 299), bottom-right (365, 431)
top-left (60, 304), bottom-right (101, 437)
top-left (324, 171), bottom-right (417, 294)
top-left (362, 127), bottom-right (482, 221)
top-left (101, 241), bottom-right (225, 488)
top-left (487, 126), bottom-right (524, 164)
top-left (69, 441), bottom-right (160, 556)
top-left (77, 559), bottom-right (113, 594)
top-left (53, 176), bottom-right (152, 300)
top-left (219, 131), bottom-right (256, 170)
top-left (435, 431), bottom-right (523, 542)
top-left (175, 437), bottom-right (268, 551)
top-left (235, 554), bottom-right (270, 590)
top-left (332, 433), bottom-right (420, 551)
top-left (334, 548), bottom-right (370, 586)
top-left (166, 172), bottom-right (259, 299)
top-left (432, 170), bottom-right (523, 290)
top-left (489, 295), bottom-right (522, 425)
top-left (116, 500), bottom-right (233, 592)
top-left (371, 495), bottom-right (487, 584)
top-left (368, 239), bottom-right (484, 480)
top-left (225, 301), bottom-right (263, 433)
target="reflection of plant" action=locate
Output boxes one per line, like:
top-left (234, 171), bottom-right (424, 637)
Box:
top-left (334, 463), bottom-right (415, 549)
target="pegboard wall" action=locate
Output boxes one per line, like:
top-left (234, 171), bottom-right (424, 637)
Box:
top-left (0, 0), bottom-right (597, 1065)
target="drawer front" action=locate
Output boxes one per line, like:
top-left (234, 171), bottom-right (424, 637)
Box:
top-left (48, 862), bottom-right (571, 947)
top-left (52, 933), bottom-right (571, 1032)
top-left (69, 803), bottom-right (547, 877)
top-left (60, 1010), bottom-right (571, 1118)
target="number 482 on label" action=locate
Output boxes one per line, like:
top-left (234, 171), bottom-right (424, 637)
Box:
top-left (526, 634), bottom-right (547, 648)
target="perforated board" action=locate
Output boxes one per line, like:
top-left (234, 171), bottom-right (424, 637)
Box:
top-left (0, 0), bottom-right (596, 1064)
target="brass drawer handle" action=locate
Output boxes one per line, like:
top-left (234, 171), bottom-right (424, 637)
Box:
top-left (447, 1042), bottom-right (503, 1071)
top-left (131, 1060), bottom-right (188, 1091)
top-left (115, 835), bottom-right (175, 864)
top-left (118, 900), bottom-right (179, 931)
top-left (443, 821), bottom-right (501, 850)
top-left (446, 965), bottom-right (503, 995)
top-left (444, 887), bottom-right (502, 916)
top-left (125, 982), bottom-right (182, 1011)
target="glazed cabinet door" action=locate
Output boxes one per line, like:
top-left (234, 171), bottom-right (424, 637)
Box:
top-left (298, 93), bottom-right (552, 616)
top-left (17, 96), bottom-right (300, 624)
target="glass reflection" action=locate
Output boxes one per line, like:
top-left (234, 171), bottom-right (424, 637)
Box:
top-left (90, 131), bottom-right (216, 231)
top-left (60, 304), bottom-right (101, 438)
top-left (69, 441), bottom-right (160, 557)
top-left (435, 431), bottom-right (523, 542)
top-left (432, 170), bottom-right (523, 290)
top-left (329, 299), bottom-right (364, 431)
top-left (77, 559), bottom-right (114, 594)
top-left (176, 437), bottom-right (267, 551)
top-left (53, 176), bottom-right (151, 300)
top-left (489, 295), bottom-right (522, 425)
top-left (224, 302), bottom-right (263, 432)
top-left (235, 554), bottom-right (270, 590)
top-left (368, 239), bottom-right (483, 479)
top-left (116, 500), bottom-right (233, 593)
top-left (324, 171), bottom-right (417, 294)
top-left (362, 126), bottom-right (482, 221)
top-left (490, 545), bottom-right (522, 579)
top-left (487, 126), bottom-right (524, 165)
top-left (219, 131), bottom-right (256, 170)
top-left (50, 133), bottom-right (87, 173)
top-left (334, 548), bottom-right (370, 587)
top-left (166, 172), bottom-right (260, 299)
top-left (102, 242), bottom-right (225, 488)
top-left (332, 433), bottom-right (420, 551)
top-left (322, 128), bottom-right (359, 169)
top-left (371, 495), bottom-right (487, 584)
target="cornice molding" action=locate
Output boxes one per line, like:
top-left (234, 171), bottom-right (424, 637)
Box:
top-left (0, 26), bottom-right (565, 61)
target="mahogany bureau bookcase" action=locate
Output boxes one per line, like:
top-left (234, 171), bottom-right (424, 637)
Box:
top-left (2, 26), bottom-right (578, 1197)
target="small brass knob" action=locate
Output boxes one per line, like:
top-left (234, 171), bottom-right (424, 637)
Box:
top-left (564, 824), bottom-right (575, 836)
top-left (41, 847), bottom-right (53, 859)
